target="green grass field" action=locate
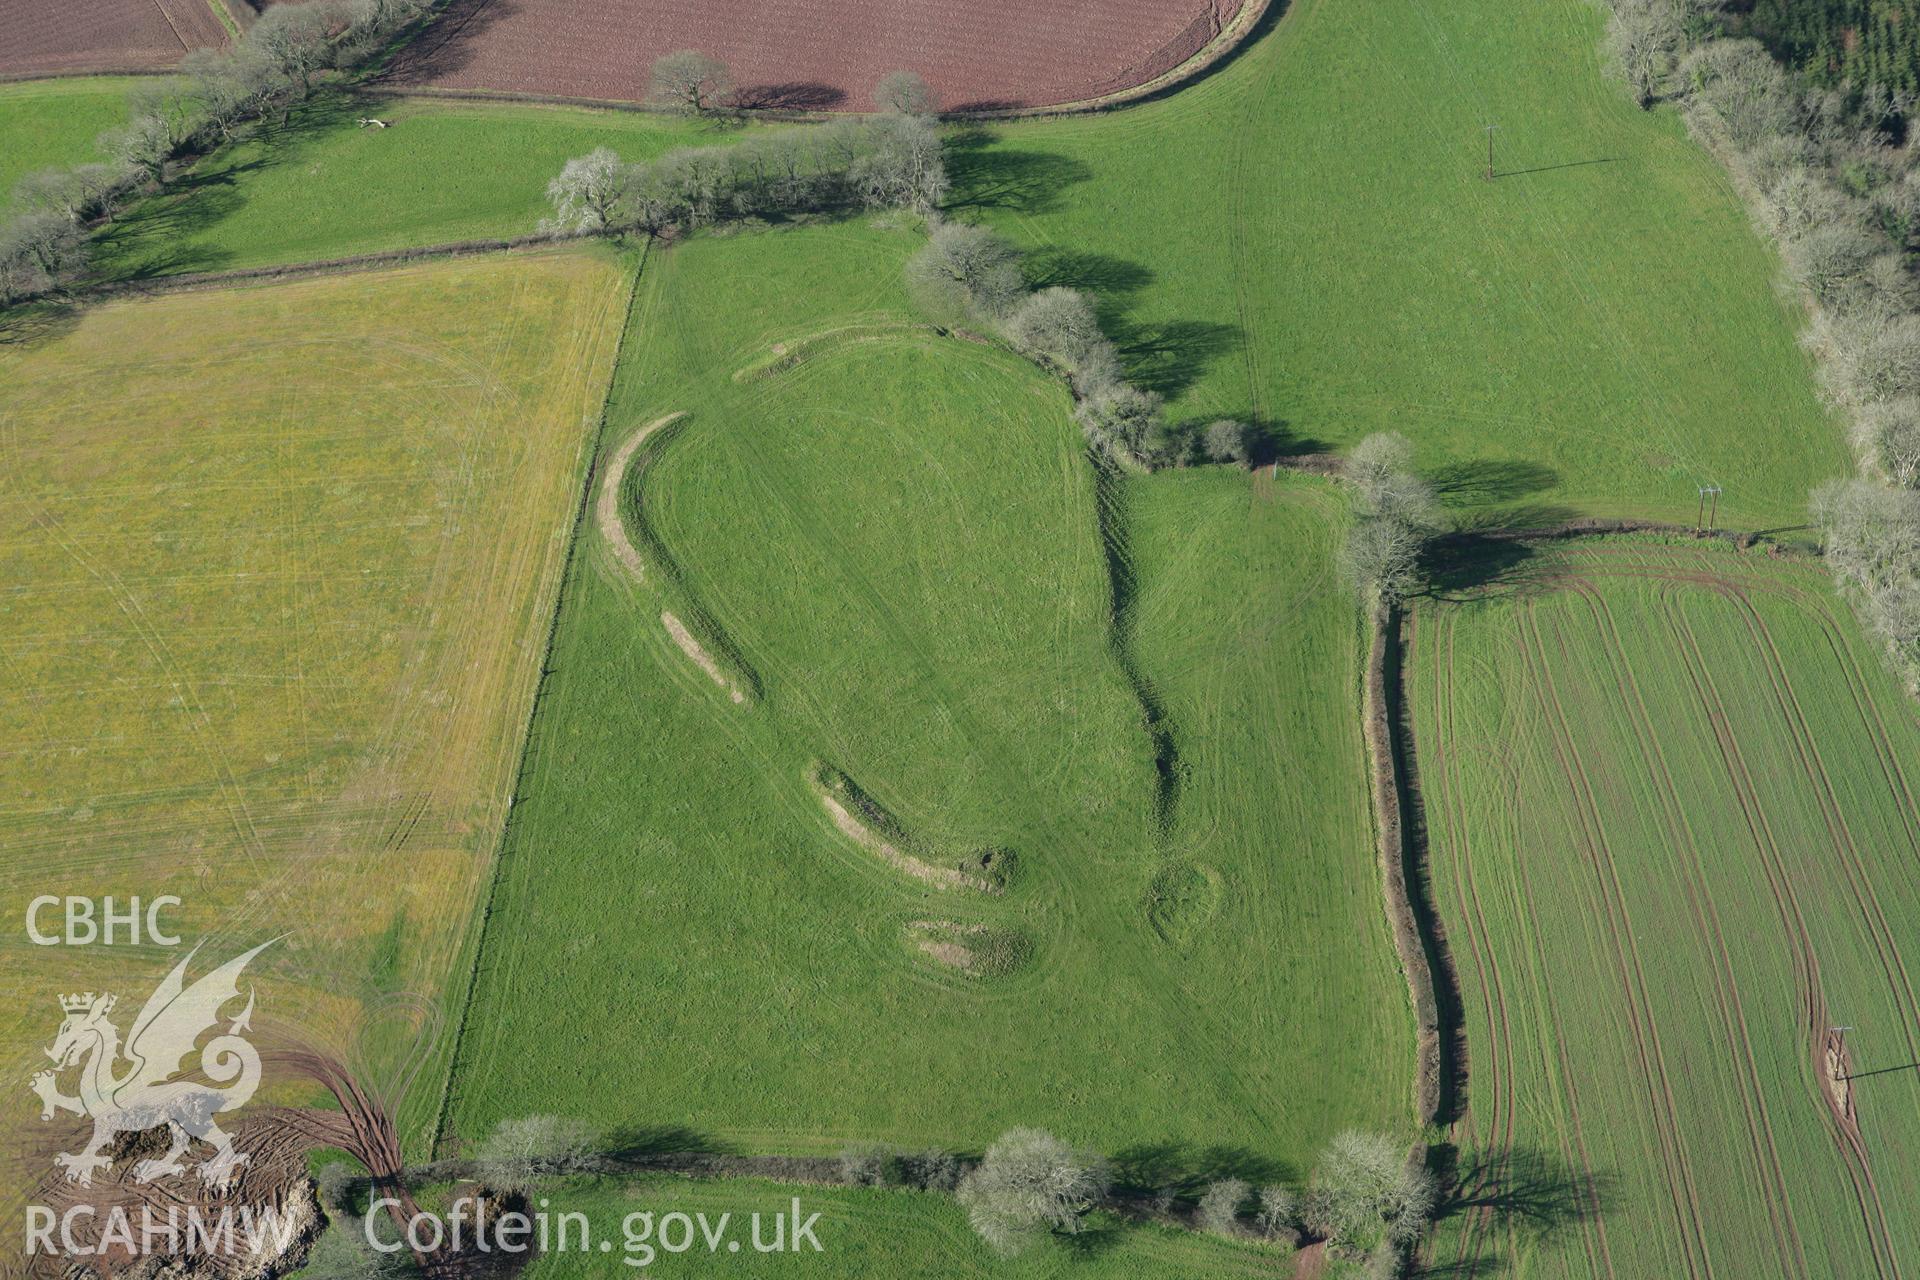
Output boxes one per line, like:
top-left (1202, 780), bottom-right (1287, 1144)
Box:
top-left (93, 95), bottom-right (733, 276)
top-left (0, 78), bottom-right (132, 208)
top-left (436, 220), bottom-right (1410, 1174)
top-left (4, 1), bottom-right (1904, 1273)
top-left (83, 0), bottom-right (1849, 522)
top-left (0, 247), bottom-right (629, 1199)
top-left (966, 0), bottom-right (1845, 524)
top-left (1411, 541), bottom-right (1920, 1278)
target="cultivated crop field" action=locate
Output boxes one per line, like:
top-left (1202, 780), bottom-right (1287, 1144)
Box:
top-left (391, 0), bottom-right (1237, 111)
top-left (0, 248), bottom-right (629, 1191)
top-left (437, 221), bottom-right (1410, 1169)
top-left (1412, 540), bottom-right (1920, 1278)
top-left (0, 0), bottom-right (227, 76)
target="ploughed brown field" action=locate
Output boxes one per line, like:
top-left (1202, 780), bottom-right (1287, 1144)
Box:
top-left (388, 0), bottom-right (1243, 110)
top-left (0, 0), bottom-right (228, 76)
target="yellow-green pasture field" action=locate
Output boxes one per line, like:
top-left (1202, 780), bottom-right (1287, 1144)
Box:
top-left (0, 247), bottom-right (629, 1204)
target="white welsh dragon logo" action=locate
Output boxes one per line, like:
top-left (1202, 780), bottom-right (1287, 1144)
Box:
top-left (29, 941), bottom-right (272, 1188)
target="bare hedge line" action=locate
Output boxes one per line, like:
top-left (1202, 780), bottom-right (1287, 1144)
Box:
top-left (1363, 600), bottom-right (1444, 1125)
top-left (77, 230), bottom-right (587, 299)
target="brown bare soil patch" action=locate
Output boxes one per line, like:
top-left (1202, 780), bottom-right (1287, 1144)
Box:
top-left (661, 609), bottom-right (749, 704)
top-left (594, 412), bottom-right (750, 705)
top-left (388, 0), bottom-right (1243, 111)
top-left (22, 1108), bottom-right (339, 1279)
top-left (814, 784), bottom-right (990, 891)
top-left (1822, 1029), bottom-right (1855, 1129)
top-left (0, 0), bottom-right (228, 76)
top-left (596, 411), bottom-right (685, 582)
top-left (903, 919), bottom-right (1029, 975)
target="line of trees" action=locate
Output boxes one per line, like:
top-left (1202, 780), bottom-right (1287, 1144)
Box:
top-left (902, 223), bottom-right (1252, 469)
top-left (955, 1126), bottom-right (1433, 1274)
top-left (1600, 1), bottom-right (1920, 687)
top-left (541, 88), bottom-right (947, 236)
top-left (1, 0), bottom-right (432, 304)
top-left (425, 1117), bottom-right (1438, 1269)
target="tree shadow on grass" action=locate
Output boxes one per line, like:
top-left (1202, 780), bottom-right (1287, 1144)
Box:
top-left (1025, 246), bottom-right (1154, 299)
top-left (943, 127), bottom-right (1093, 214)
top-left (1109, 1141), bottom-right (1291, 1202)
top-left (0, 298), bottom-right (82, 349)
top-left (1056, 1220), bottom-right (1125, 1259)
top-left (92, 90), bottom-right (374, 282)
top-left (1430, 460), bottom-right (1559, 509)
top-left (1118, 317), bottom-right (1242, 399)
top-left (92, 176), bottom-right (248, 280)
top-left (601, 1125), bottom-right (734, 1162)
top-left (1430, 1145), bottom-right (1612, 1250)
top-left (1021, 246), bottom-right (1241, 398)
top-left (1421, 534), bottom-right (1543, 600)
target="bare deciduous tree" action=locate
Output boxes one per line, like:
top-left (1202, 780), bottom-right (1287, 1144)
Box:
top-left (1342, 433), bottom-right (1441, 601)
top-left (1679, 39), bottom-right (1798, 151)
top-left (849, 113), bottom-right (947, 211)
top-left (1006, 286), bottom-right (1103, 369)
top-left (544, 146), bottom-right (632, 232)
top-left (98, 113), bottom-right (174, 183)
top-left (1301, 1131), bottom-right (1435, 1255)
top-left (1202, 418), bottom-right (1253, 466)
top-left (905, 221), bottom-right (1025, 322)
top-left (1198, 1178), bottom-right (1250, 1236)
top-left (250, 2), bottom-right (338, 96)
top-left (955, 1128), bottom-right (1110, 1258)
top-left (1856, 398), bottom-right (1920, 488)
top-left (899, 1148), bottom-right (962, 1191)
top-left (1604, 0), bottom-right (1685, 108)
top-left (1256, 1183), bottom-right (1298, 1242)
top-left (471, 1115), bottom-right (597, 1198)
top-left (11, 165), bottom-right (123, 224)
top-left (875, 70), bottom-right (938, 116)
top-left (838, 1144), bottom-right (894, 1186)
top-left (1075, 380), bottom-right (1167, 465)
top-left (650, 51), bottom-right (733, 114)
top-left (0, 212), bottom-right (89, 302)
top-left (184, 46), bottom-right (289, 143)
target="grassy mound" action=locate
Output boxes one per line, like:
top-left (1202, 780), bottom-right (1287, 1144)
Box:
top-left (440, 222), bottom-right (1408, 1166)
